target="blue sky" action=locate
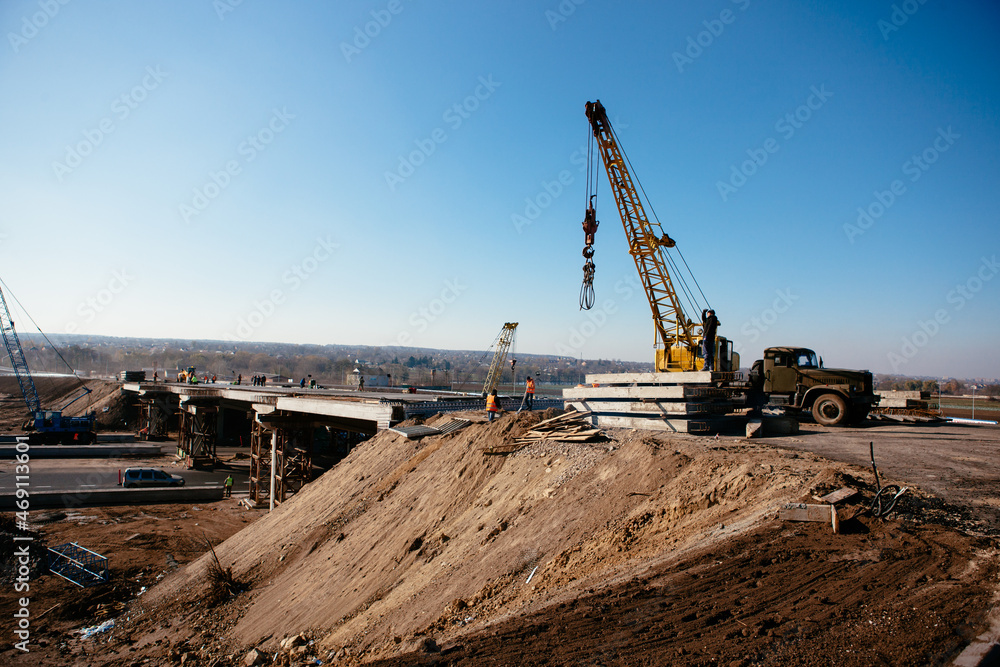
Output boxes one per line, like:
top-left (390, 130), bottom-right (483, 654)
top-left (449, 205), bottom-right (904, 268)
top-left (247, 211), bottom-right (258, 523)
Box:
top-left (1, 0), bottom-right (998, 378)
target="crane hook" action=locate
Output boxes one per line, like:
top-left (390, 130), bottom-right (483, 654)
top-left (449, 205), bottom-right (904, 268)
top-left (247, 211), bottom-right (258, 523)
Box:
top-left (580, 199), bottom-right (598, 310)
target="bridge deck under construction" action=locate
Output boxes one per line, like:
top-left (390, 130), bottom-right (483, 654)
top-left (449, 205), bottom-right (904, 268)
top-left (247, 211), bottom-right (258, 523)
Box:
top-left (121, 381), bottom-right (562, 506)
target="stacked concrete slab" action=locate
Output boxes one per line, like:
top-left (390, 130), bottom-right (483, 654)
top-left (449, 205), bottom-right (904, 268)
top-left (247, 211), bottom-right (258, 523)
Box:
top-left (563, 371), bottom-right (743, 434)
top-left (877, 390), bottom-right (931, 409)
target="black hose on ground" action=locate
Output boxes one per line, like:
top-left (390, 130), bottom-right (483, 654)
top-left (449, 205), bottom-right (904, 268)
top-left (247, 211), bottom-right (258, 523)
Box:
top-left (868, 441), bottom-right (908, 518)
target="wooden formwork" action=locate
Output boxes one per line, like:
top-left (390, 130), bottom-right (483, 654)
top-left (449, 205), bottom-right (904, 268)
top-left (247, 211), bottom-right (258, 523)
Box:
top-left (249, 418), bottom-right (314, 505)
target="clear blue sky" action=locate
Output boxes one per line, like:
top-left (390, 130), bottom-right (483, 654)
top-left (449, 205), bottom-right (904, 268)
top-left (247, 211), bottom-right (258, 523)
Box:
top-left (2, 1), bottom-right (998, 378)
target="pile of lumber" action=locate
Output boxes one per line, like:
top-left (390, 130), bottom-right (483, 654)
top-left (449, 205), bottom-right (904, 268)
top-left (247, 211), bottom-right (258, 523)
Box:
top-left (514, 411), bottom-right (600, 445)
top-left (484, 411), bottom-right (600, 454)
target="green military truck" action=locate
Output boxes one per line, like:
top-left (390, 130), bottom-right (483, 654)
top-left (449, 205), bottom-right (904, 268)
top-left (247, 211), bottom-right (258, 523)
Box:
top-left (748, 346), bottom-right (879, 426)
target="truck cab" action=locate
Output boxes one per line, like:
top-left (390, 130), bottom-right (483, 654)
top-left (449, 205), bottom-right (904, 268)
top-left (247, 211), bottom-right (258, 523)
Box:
top-left (754, 346), bottom-right (878, 426)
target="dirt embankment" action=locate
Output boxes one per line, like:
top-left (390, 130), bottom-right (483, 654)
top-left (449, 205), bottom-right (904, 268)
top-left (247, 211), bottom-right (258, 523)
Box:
top-left (0, 502), bottom-right (264, 666)
top-left (72, 410), bottom-right (999, 667)
top-left (0, 377), bottom-right (133, 432)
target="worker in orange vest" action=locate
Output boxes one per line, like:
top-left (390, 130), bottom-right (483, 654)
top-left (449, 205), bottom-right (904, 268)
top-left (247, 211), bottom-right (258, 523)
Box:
top-left (525, 376), bottom-right (535, 411)
top-left (486, 389), bottom-right (501, 422)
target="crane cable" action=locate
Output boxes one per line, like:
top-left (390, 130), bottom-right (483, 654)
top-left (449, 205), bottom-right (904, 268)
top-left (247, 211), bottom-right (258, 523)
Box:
top-left (609, 123), bottom-right (712, 322)
top-left (0, 276), bottom-right (93, 409)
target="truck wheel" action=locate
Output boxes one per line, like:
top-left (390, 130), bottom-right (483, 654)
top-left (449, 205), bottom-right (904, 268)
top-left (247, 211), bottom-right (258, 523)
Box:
top-left (813, 393), bottom-right (848, 426)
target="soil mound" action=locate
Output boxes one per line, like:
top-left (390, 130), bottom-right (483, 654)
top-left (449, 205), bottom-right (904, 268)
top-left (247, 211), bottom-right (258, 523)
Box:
top-left (120, 411), bottom-right (998, 665)
top-left (0, 377), bottom-right (132, 431)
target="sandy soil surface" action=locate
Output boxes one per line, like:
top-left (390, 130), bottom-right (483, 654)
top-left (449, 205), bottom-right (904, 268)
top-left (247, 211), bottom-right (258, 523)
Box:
top-left (1, 410), bottom-right (998, 666)
top-left (0, 501), bottom-right (265, 665)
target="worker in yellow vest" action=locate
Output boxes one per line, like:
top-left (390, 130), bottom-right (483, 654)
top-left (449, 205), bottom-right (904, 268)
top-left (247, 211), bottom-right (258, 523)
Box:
top-left (486, 389), bottom-right (501, 422)
top-left (525, 376), bottom-right (535, 411)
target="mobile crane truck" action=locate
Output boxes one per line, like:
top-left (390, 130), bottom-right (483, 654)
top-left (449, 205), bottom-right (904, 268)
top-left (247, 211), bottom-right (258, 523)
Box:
top-left (580, 99), bottom-right (878, 426)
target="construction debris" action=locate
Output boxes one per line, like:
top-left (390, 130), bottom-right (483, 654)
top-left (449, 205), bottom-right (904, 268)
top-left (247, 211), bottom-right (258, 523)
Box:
top-left (514, 411), bottom-right (600, 444)
top-left (484, 411), bottom-right (601, 454)
top-left (778, 502), bottom-right (841, 533)
top-left (389, 425), bottom-right (442, 439)
top-left (389, 418), bottom-right (472, 440)
top-left (869, 410), bottom-right (945, 423)
top-left (47, 542), bottom-right (110, 587)
top-left (870, 390), bottom-right (946, 423)
top-left (814, 487), bottom-right (857, 505)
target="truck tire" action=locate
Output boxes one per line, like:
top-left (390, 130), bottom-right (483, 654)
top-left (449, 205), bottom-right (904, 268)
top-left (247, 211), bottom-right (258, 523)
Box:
top-left (813, 393), bottom-right (848, 426)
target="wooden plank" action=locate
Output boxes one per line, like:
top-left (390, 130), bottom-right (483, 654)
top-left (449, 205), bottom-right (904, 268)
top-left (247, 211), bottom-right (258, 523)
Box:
top-left (816, 487), bottom-right (857, 505)
top-left (779, 503), bottom-right (839, 523)
top-left (530, 410), bottom-right (590, 429)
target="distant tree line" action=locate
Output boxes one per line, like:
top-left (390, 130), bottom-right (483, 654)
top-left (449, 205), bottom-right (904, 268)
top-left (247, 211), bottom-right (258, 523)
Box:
top-left (876, 374), bottom-right (1000, 398)
top-left (13, 336), bottom-right (651, 388)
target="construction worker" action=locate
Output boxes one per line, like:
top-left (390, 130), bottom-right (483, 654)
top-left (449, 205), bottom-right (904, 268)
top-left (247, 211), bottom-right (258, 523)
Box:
top-left (224, 474), bottom-right (233, 498)
top-left (525, 376), bottom-right (535, 411)
top-left (701, 308), bottom-right (720, 372)
top-left (486, 389), bottom-right (501, 422)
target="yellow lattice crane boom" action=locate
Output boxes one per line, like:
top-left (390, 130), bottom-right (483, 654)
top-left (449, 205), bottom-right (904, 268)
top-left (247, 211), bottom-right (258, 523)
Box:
top-left (582, 100), bottom-right (736, 373)
top-left (482, 322), bottom-right (517, 397)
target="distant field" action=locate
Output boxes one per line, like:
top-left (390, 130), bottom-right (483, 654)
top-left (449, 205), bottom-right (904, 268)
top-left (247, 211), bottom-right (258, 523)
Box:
top-left (929, 396), bottom-right (1000, 420)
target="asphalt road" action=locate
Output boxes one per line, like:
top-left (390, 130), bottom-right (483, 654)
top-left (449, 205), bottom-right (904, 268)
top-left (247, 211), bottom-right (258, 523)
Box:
top-left (0, 449), bottom-right (251, 494)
